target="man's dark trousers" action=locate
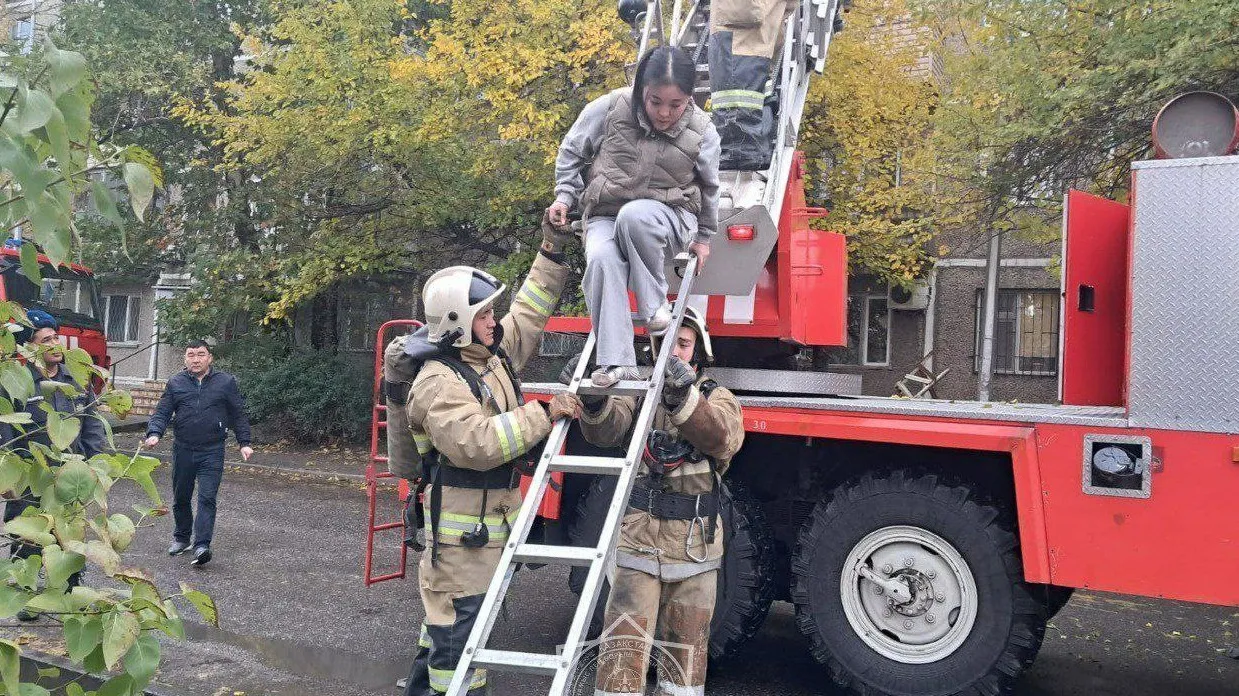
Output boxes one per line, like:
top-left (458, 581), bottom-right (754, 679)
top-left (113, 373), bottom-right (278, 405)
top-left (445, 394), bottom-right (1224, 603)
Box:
top-left (172, 443), bottom-right (225, 547)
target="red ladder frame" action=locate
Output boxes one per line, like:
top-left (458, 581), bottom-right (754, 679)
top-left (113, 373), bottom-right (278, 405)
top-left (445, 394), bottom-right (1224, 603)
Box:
top-left (363, 320), bottom-right (421, 586)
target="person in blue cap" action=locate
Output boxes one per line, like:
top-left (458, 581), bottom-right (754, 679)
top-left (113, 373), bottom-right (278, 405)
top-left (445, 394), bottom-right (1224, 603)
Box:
top-left (3, 309), bottom-right (109, 619)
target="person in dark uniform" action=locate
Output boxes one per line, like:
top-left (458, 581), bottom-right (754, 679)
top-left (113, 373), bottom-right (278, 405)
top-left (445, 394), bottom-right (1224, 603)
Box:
top-left (3, 309), bottom-right (108, 619)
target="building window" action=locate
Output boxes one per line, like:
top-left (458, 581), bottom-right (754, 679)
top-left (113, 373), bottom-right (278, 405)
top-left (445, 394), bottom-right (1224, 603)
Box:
top-left (826, 293), bottom-right (891, 367)
top-left (974, 289), bottom-right (1059, 376)
top-left (339, 294), bottom-right (393, 351)
top-left (103, 295), bottom-right (141, 344)
top-left (11, 17), bottom-right (33, 54)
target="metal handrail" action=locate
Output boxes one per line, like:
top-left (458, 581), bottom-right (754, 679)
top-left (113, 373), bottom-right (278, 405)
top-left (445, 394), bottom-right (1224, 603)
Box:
top-left (106, 340), bottom-right (162, 388)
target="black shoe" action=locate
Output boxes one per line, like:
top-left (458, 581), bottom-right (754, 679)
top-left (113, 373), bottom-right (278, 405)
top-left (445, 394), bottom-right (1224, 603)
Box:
top-left (16, 609), bottom-right (37, 622)
top-left (191, 545), bottom-right (212, 566)
top-left (168, 541), bottom-right (191, 556)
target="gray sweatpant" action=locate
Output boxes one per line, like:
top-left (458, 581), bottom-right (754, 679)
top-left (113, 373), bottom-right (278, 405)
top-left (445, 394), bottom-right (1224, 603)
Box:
top-left (583, 199), bottom-right (694, 367)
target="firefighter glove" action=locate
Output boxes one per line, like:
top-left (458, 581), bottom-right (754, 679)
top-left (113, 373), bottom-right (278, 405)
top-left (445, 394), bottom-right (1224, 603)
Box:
top-left (661, 356), bottom-right (697, 411)
top-left (541, 211), bottom-right (575, 255)
top-left (547, 392), bottom-right (584, 422)
top-left (558, 355), bottom-right (606, 411)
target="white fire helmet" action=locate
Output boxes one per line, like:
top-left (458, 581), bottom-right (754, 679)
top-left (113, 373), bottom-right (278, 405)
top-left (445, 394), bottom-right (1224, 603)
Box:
top-left (657, 306), bottom-right (713, 364)
top-left (421, 266), bottom-right (506, 348)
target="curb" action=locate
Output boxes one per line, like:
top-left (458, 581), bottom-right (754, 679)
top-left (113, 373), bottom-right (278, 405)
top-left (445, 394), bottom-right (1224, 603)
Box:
top-left (225, 461), bottom-right (391, 486)
top-left (20, 649), bottom-right (184, 696)
top-left (138, 449), bottom-right (394, 487)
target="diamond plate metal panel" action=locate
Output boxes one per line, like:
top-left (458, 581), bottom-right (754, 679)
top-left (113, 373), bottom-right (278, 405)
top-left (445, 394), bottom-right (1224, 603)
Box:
top-left (1129, 156), bottom-right (1239, 434)
top-left (707, 367), bottom-right (862, 396)
top-left (523, 382), bottom-right (1129, 428)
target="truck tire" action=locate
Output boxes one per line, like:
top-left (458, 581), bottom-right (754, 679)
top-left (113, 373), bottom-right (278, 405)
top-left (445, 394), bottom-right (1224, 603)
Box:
top-left (791, 470), bottom-right (1046, 696)
top-left (567, 477), bottom-right (777, 659)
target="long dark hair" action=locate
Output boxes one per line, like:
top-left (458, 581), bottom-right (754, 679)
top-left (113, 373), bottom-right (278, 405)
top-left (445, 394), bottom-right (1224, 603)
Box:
top-left (631, 45), bottom-right (696, 124)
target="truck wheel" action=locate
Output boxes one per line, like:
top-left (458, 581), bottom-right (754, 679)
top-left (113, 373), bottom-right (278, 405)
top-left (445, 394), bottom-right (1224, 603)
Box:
top-left (710, 480), bottom-right (777, 659)
top-left (791, 470), bottom-right (1046, 696)
top-left (567, 477), bottom-right (777, 659)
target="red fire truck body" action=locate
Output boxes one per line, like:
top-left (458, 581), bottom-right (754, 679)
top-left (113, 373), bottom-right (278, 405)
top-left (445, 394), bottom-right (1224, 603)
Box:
top-left (534, 153), bottom-right (1239, 604)
top-left (365, 138), bottom-right (1239, 696)
top-left (0, 247), bottom-right (110, 373)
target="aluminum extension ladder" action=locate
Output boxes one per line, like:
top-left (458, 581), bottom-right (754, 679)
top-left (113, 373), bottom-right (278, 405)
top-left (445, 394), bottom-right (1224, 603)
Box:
top-left (445, 256), bottom-right (700, 696)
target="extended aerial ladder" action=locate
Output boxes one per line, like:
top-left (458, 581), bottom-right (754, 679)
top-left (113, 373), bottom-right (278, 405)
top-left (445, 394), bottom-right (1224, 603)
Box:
top-left (445, 2), bottom-right (842, 694)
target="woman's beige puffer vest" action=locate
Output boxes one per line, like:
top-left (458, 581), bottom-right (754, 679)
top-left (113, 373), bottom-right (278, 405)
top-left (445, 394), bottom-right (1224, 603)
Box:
top-left (580, 87), bottom-right (710, 219)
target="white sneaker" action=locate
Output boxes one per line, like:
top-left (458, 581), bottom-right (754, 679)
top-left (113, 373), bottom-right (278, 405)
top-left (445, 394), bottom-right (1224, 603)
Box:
top-left (646, 304), bottom-right (673, 336)
top-left (591, 365), bottom-right (639, 387)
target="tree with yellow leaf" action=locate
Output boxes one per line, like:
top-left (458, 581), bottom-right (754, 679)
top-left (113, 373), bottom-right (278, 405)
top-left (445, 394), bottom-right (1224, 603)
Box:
top-left (170, 0), bottom-right (628, 334)
top-left (799, 0), bottom-right (953, 288)
top-left (916, 0), bottom-right (1239, 249)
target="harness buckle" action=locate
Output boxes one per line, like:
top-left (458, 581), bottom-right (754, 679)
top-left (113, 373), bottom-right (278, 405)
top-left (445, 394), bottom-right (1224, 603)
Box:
top-left (461, 521), bottom-right (490, 548)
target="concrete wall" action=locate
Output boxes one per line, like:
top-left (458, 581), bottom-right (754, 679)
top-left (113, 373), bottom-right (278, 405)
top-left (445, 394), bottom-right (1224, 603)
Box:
top-left (102, 273), bottom-right (191, 386)
top-left (815, 300), bottom-right (926, 398)
top-left (928, 262), bottom-right (1060, 403)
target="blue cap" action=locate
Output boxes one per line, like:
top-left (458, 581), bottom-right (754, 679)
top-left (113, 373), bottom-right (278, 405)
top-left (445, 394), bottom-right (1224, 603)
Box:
top-left (15, 308), bottom-right (57, 344)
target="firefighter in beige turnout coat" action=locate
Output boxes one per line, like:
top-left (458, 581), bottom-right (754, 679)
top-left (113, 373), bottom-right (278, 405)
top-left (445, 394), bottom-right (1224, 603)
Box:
top-left (400, 223), bottom-right (583, 696)
top-left (578, 307), bottom-right (744, 696)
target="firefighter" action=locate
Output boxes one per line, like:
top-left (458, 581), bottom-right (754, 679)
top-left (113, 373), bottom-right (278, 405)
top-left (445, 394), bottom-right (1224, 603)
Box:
top-left (709, 0), bottom-right (796, 170)
top-left (548, 44), bottom-right (720, 388)
top-left (572, 307), bottom-right (744, 696)
top-left (400, 219), bottom-right (584, 696)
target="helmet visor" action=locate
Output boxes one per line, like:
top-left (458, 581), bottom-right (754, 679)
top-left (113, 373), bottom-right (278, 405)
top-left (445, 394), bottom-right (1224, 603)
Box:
top-left (468, 271), bottom-right (503, 307)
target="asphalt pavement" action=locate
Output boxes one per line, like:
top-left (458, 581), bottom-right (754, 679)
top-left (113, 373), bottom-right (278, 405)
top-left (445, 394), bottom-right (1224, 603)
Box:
top-left (5, 448), bottom-right (1237, 696)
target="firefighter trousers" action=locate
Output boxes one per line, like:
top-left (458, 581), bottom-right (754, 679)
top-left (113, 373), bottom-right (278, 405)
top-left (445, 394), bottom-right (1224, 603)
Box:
top-left (403, 544), bottom-right (504, 696)
top-left (709, 0), bottom-right (796, 170)
top-left (594, 567), bottom-right (717, 696)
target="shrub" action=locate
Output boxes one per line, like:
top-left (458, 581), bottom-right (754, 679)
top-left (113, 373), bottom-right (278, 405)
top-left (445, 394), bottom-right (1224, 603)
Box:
top-left (220, 339), bottom-right (372, 444)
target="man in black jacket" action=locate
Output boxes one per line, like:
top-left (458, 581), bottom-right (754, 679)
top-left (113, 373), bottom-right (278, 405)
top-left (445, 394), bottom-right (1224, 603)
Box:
top-left (144, 340), bottom-right (253, 566)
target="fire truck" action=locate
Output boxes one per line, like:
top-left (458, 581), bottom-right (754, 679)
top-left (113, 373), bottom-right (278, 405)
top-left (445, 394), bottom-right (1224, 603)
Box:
top-left (0, 241), bottom-right (110, 373)
top-left (363, 1), bottom-right (1239, 694)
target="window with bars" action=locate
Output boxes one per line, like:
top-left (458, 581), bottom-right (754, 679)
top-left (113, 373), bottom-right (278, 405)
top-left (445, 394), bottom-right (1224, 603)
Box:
top-left (11, 17), bottom-right (33, 54)
top-left (824, 293), bottom-right (891, 367)
top-left (973, 289), bottom-right (1059, 376)
top-left (103, 295), bottom-right (141, 344)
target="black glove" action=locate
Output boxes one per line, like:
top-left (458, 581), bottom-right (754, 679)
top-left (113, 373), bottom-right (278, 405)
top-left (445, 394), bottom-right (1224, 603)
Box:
top-left (540, 212), bottom-right (575, 255)
top-left (559, 354), bottom-right (606, 411)
top-left (661, 356), bottom-right (697, 411)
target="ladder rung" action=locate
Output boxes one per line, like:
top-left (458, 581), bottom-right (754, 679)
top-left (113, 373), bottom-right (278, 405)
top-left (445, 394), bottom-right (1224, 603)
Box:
top-left (472, 648), bottom-right (567, 676)
top-left (550, 455), bottom-right (628, 475)
top-left (513, 544), bottom-right (600, 567)
top-left (576, 380), bottom-right (650, 398)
